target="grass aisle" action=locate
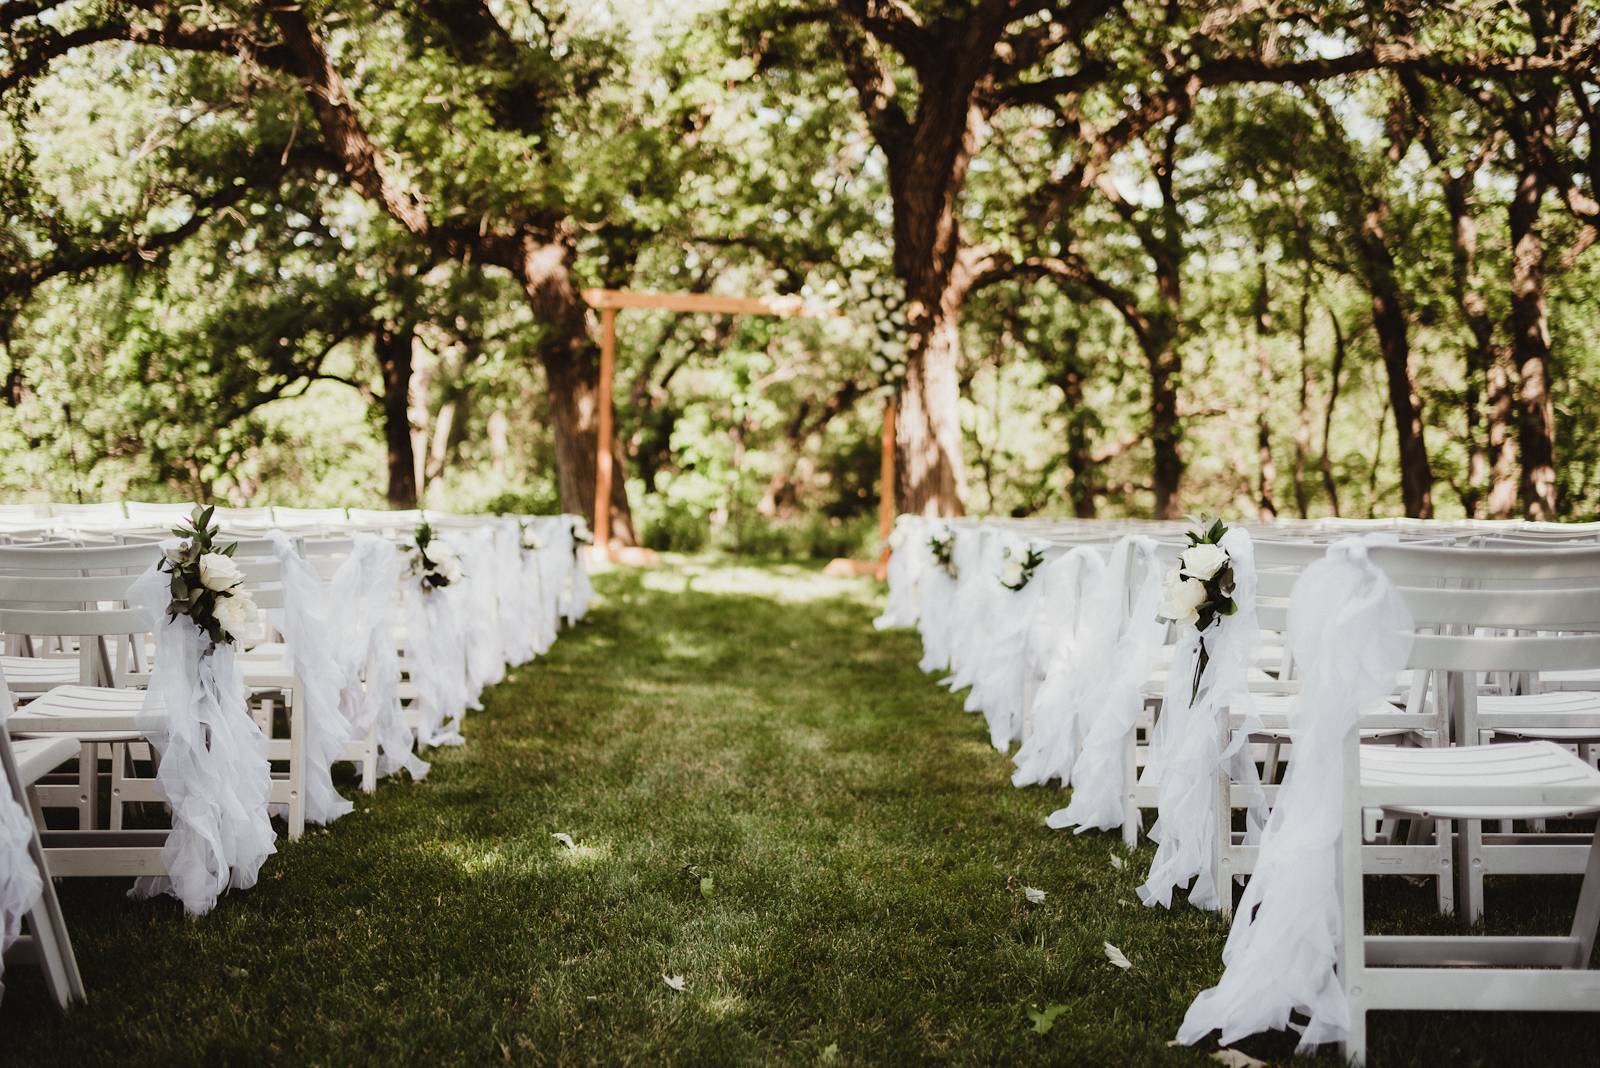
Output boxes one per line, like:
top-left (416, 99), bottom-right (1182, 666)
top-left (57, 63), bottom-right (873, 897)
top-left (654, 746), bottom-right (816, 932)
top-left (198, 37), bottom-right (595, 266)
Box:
top-left (2, 559), bottom-right (1591, 1065)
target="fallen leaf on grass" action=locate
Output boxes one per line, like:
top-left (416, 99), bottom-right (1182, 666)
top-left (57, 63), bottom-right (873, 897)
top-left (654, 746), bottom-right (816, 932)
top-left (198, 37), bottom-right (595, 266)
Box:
top-left (1209, 1050), bottom-right (1268, 1067)
top-left (1103, 942), bottom-right (1132, 970)
top-left (1027, 1003), bottom-right (1069, 1034)
top-left (819, 1042), bottom-right (840, 1064)
top-left (1023, 886), bottom-right (1047, 904)
top-left (662, 972), bottom-right (686, 992)
top-left (700, 876), bottom-right (715, 898)
top-left (552, 832), bottom-right (575, 849)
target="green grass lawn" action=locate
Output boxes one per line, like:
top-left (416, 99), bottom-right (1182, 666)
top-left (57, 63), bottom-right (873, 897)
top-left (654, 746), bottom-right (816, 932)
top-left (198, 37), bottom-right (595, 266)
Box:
top-left (2, 558), bottom-right (1594, 1065)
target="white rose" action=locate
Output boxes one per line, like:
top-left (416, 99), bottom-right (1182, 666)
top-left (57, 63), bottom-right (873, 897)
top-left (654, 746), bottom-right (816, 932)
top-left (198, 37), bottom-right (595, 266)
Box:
top-left (198, 552), bottom-right (243, 591)
top-left (1158, 572), bottom-right (1207, 626)
top-left (429, 540), bottom-right (459, 567)
top-left (999, 557), bottom-right (1027, 589)
top-left (1179, 542), bottom-right (1228, 582)
top-left (439, 556), bottom-right (463, 584)
top-left (216, 589), bottom-right (263, 644)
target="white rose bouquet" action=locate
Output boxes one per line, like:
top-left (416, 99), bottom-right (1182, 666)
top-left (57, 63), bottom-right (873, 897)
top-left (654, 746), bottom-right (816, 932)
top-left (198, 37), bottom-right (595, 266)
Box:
top-left (159, 505), bottom-right (262, 647)
top-left (997, 542), bottom-right (1045, 591)
top-left (929, 527), bottom-right (957, 579)
top-left (1157, 518), bottom-right (1237, 703)
top-left (571, 516), bottom-right (594, 545)
top-left (410, 523), bottom-right (463, 592)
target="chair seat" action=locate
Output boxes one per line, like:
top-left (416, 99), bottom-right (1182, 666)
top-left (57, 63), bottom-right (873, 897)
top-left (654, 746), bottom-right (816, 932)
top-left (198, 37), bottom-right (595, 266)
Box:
top-left (0, 654), bottom-right (81, 692)
top-left (12, 735), bottom-right (82, 787)
top-left (1479, 691), bottom-right (1600, 742)
top-left (9, 685), bottom-right (164, 737)
top-left (1239, 694), bottom-right (1412, 740)
top-left (1363, 741), bottom-right (1600, 820)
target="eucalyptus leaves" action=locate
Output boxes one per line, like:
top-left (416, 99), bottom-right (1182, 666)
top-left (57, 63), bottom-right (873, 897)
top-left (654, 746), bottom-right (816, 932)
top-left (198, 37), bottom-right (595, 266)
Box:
top-left (409, 523), bottom-right (463, 592)
top-left (159, 505), bottom-right (262, 648)
top-left (1157, 519), bottom-right (1238, 703)
top-left (929, 527), bottom-right (957, 579)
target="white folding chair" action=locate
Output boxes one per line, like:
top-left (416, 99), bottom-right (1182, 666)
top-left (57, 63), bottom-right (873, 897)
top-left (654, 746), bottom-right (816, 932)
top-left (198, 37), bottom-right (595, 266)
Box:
top-left (1336, 566), bottom-right (1600, 1064)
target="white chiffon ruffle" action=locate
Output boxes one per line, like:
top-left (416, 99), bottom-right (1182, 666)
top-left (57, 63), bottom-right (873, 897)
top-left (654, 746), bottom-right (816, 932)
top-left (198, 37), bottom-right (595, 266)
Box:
top-left (129, 561), bottom-right (276, 915)
top-left (1178, 538), bottom-right (1413, 1051)
top-left (875, 516), bottom-right (925, 630)
top-left (1137, 528), bottom-right (1268, 911)
top-left (1048, 536), bottom-right (1167, 833)
top-left (0, 672), bottom-right (44, 1000)
top-left (1012, 547), bottom-right (1107, 786)
top-left (336, 534), bottom-right (428, 781)
top-left (269, 532), bottom-right (355, 826)
top-left (405, 554), bottom-right (472, 749)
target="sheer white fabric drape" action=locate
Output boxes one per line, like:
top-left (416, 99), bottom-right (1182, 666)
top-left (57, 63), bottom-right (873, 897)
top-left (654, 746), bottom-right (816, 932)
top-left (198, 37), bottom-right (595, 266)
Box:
top-left (1011, 546), bottom-right (1105, 783)
top-left (875, 516), bottom-right (925, 630)
top-left (129, 559), bottom-right (276, 915)
top-left (338, 534), bottom-right (428, 780)
top-left (405, 533), bottom-right (472, 749)
top-left (0, 670), bottom-right (43, 1000)
top-left (1137, 528), bottom-right (1267, 911)
top-left (1049, 535), bottom-right (1166, 833)
top-left (1178, 537), bottom-right (1413, 1050)
top-left (269, 532), bottom-right (355, 826)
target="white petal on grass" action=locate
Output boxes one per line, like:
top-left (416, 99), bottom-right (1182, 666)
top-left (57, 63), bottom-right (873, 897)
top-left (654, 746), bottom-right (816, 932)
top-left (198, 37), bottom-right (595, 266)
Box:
top-left (1210, 1050), bottom-right (1269, 1068)
top-left (1103, 942), bottom-right (1132, 970)
top-left (1109, 851), bottom-right (1125, 871)
top-left (551, 832), bottom-right (576, 849)
top-left (662, 972), bottom-right (686, 992)
top-left (1023, 886), bottom-right (1047, 904)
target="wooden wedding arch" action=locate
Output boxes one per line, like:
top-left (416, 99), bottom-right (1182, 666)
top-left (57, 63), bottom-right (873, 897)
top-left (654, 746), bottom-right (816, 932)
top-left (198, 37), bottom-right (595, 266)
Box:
top-left (582, 288), bottom-right (895, 575)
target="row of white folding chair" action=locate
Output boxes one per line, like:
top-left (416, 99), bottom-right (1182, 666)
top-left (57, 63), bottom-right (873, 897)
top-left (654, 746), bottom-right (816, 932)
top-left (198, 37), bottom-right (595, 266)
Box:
top-left (1336, 555), bottom-right (1600, 1064)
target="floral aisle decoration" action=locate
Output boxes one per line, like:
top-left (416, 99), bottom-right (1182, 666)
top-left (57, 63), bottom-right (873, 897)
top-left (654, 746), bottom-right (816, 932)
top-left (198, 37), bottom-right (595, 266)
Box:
top-left (1157, 519), bottom-right (1238, 703)
top-left (409, 522), bottom-right (463, 592)
top-left (929, 526), bottom-right (958, 579)
top-left (998, 542), bottom-right (1045, 591)
top-left (158, 506), bottom-right (262, 647)
top-left (132, 504), bottom-right (275, 914)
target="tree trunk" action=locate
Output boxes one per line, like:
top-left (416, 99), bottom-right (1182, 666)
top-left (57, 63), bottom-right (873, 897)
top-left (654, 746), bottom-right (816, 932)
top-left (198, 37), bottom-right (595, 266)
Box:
top-left (1485, 348), bottom-right (1520, 518)
top-left (1320, 306), bottom-right (1347, 517)
top-left (1508, 167), bottom-right (1558, 519)
top-left (518, 238), bottom-right (636, 544)
top-left (1354, 211), bottom-right (1433, 518)
top-left (1146, 323), bottom-right (1184, 520)
top-left (1053, 358), bottom-right (1099, 519)
top-left (374, 321), bottom-right (418, 508)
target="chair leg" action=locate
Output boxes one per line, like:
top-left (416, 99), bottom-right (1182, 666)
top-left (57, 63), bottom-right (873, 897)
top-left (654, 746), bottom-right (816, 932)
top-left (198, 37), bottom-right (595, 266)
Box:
top-left (287, 684), bottom-right (307, 840)
top-left (1434, 818), bottom-right (1455, 916)
top-left (76, 742), bottom-right (97, 831)
top-left (1457, 817), bottom-right (1485, 923)
top-left (361, 729), bottom-right (378, 794)
top-left (108, 743), bottom-right (126, 832)
top-left (1570, 819), bottom-right (1600, 963)
top-left (1121, 733), bottom-right (1139, 850)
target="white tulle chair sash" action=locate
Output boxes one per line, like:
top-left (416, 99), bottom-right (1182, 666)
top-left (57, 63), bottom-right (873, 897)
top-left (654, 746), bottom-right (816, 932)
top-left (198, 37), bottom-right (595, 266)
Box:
top-left (1177, 537), bottom-right (1413, 1050)
top-left (129, 559), bottom-right (276, 915)
top-left (0, 671), bottom-right (44, 1000)
top-left (268, 532), bottom-right (355, 826)
top-left (1048, 535), bottom-right (1167, 832)
top-left (1137, 527), bottom-right (1267, 911)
